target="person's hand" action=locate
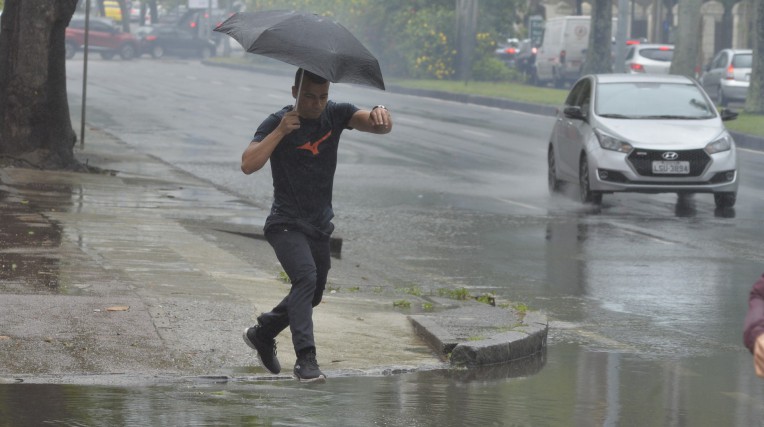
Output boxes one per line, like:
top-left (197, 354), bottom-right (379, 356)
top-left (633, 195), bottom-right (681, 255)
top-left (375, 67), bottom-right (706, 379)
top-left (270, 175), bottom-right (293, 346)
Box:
top-left (370, 105), bottom-right (391, 129)
top-left (278, 110), bottom-right (301, 134)
top-left (754, 334), bottom-right (764, 377)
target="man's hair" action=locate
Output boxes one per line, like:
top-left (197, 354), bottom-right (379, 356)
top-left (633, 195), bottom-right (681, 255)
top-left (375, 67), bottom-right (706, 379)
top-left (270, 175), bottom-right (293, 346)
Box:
top-left (294, 68), bottom-right (328, 87)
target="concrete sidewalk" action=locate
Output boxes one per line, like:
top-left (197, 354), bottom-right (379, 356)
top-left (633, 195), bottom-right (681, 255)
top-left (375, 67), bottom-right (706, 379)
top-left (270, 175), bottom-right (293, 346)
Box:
top-left (0, 125), bottom-right (547, 384)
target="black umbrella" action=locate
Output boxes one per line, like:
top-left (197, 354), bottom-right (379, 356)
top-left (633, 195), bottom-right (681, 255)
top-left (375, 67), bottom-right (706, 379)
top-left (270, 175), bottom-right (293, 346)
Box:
top-left (214, 10), bottom-right (385, 90)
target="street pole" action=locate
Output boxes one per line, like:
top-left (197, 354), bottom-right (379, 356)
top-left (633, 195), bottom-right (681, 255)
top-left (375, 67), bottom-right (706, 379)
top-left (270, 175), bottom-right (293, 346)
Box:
top-left (614, 0), bottom-right (630, 73)
top-left (80, 0), bottom-right (92, 149)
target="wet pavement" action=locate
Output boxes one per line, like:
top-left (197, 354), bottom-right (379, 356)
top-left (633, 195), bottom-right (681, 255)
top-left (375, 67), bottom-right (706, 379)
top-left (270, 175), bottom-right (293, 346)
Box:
top-left (0, 124), bottom-right (547, 385)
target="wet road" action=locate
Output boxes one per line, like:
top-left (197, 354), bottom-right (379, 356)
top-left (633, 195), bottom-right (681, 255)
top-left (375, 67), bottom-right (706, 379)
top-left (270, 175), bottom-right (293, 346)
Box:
top-left (55, 57), bottom-right (764, 425)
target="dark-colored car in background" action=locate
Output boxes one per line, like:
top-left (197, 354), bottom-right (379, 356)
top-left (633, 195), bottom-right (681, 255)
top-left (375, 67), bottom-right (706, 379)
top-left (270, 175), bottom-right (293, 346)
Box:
top-left (514, 38), bottom-right (538, 83)
top-left (136, 25), bottom-right (216, 59)
top-left (65, 16), bottom-right (140, 60)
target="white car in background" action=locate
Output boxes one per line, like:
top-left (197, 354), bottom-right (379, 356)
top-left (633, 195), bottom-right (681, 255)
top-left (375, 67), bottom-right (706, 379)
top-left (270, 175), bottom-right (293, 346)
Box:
top-left (624, 43), bottom-right (674, 74)
top-left (700, 48), bottom-right (752, 106)
top-left (548, 74), bottom-right (739, 209)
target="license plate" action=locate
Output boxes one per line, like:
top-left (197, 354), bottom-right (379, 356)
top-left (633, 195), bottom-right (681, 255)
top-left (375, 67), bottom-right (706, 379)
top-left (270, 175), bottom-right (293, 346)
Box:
top-left (652, 161), bottom-right (690, 174)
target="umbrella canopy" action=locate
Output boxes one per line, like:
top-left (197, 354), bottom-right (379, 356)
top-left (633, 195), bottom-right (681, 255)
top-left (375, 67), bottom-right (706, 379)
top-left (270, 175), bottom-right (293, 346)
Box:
top-left (214, 10), bottom-right (385, 90)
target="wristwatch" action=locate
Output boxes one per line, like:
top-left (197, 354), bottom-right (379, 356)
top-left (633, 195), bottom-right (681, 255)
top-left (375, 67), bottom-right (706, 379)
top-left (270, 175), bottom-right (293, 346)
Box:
top-left (371, 105), bottom-right (387, 111)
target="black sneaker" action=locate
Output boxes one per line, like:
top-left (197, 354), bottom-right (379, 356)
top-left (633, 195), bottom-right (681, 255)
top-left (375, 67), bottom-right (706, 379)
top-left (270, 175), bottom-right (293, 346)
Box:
top-left (243, 325), bottom-right (281, 374)
top-left (294, 350), bottom-right (326, 383)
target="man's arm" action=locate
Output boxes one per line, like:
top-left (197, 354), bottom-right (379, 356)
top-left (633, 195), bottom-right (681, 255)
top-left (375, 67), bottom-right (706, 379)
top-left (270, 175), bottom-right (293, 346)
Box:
top-left (241, 111), bottom-right (300, 174)
top-left (349, 105), bottom-right (393, 134)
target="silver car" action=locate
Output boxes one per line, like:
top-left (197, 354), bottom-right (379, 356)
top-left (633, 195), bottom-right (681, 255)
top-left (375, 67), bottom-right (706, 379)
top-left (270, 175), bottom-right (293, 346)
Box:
top-left (624, 43), bottom-right (674, 74)
top-left (548, 74), bottom-right (739, 209)
top-left (700, 48), bottom-right (752, 106)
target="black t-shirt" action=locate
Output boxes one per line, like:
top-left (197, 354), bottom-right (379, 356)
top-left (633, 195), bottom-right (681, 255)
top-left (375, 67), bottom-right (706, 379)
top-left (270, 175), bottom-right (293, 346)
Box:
top-left (253, 101), bottom-right (358, 238)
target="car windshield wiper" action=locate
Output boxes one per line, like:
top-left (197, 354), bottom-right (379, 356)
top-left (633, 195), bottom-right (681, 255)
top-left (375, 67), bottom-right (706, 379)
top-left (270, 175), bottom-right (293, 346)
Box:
top-left (639, 115), bottom-right (704, 120)
top-left (598, 113), bottom-right (634, 119)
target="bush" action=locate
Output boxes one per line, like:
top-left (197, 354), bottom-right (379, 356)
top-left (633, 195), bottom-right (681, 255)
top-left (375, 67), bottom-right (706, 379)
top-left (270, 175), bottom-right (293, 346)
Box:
top-left (471, 57), bottom-right (523, 82)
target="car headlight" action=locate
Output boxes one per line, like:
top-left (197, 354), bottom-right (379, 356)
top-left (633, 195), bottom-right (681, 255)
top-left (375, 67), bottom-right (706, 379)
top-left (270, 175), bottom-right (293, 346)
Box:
top-left (705, 133), bottom-right (732, 154)
top-left (594, 130), bottom-right (633, 153)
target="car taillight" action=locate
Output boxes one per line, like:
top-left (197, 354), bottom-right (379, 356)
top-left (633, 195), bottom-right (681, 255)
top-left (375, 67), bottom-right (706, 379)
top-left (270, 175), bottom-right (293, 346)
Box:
top-left (629, 63), bottom-right (645, 72)
top-left (146, 35), bottom-right (157, 41)
top-left (559, 50), bottom-right (566, 63)
top-left (725, 65), bottom-right (735, 80)
top-left (658, 46), bottom-right (671, 51)
top-left (505, 47), bottom-right (516, 54)
top-left (531, 47), bottom-right (537, 54)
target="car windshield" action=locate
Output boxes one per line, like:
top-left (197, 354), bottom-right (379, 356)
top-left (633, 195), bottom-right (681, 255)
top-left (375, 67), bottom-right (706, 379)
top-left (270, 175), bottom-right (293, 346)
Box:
top-left (595, 82), bottom-right (716, 119)
top-left (638, 48), bottom-right (673, 61)
top-left (733, 53), bottom-right (752, 68)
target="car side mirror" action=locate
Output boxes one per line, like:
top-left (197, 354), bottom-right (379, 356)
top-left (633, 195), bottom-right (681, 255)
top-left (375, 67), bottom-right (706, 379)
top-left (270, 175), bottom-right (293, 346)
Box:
top-left (563, 106), bottom-right (586, 121)
top-left (720, 108), bottom-right (738, 122)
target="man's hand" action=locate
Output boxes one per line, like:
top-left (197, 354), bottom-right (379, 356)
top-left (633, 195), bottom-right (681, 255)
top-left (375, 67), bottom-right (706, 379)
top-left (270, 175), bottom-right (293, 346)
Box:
top-left (278, 110), bottom-right (301, 134)
top-left (370, 106), bottom-right (391, 129)
top-left (754, 334), bottom-right (764, 377)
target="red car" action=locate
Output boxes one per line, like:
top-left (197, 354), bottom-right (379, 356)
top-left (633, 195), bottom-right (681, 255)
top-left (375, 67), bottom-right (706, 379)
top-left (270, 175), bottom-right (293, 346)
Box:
top-left (65, 16), bottom-right (140, 60)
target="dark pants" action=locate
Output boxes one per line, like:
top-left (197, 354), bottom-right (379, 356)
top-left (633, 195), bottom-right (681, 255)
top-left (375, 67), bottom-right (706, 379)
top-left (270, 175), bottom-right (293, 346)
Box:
top-left (258, 226), bottom-right (330, 356)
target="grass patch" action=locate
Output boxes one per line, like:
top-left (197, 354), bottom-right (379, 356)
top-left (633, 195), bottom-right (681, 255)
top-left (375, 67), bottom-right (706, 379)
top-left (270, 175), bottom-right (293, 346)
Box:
top-left (390, 78), bottom-right (568, 106)
top-left (725, 112), bottom-right (764, 137)
top-left (438, 287), bottom-right (470, 301)
top-left (393, 299), bottom-right (411, 309)
top-left (399, 285), bottom-right (423, 297)
top-left (277, 271), bottom-right (290, 283)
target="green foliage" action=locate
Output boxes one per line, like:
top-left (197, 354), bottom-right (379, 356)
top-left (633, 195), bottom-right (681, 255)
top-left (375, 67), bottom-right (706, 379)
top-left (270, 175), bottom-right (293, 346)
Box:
top-left (422, 302), bottom-right (434, 311)
top-left (387, 6), bottom-right (456, 79)
top-left (393, 299), bottom-right (411, 309)
top-left (277, 270), bottom-right (290, 283)
top-left (239, 0), bottom-right (524, 81)
top-left (438, 287), bottom-right (470, 300)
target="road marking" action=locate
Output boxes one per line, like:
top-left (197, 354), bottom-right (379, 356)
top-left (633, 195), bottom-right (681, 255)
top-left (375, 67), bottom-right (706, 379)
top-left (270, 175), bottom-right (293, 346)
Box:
top-left (462, 129), bottom-right (491, 138)
top-left (494, 197), bottom-right (545, 211)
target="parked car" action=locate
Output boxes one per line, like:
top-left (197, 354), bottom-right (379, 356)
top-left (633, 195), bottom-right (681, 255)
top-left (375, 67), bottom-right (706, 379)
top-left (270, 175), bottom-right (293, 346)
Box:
top-left (624, 43), bottom-right (674, 74)
top-left (514, 38), bottom-right (538, 83)
top-left (494, 38), bottom-right (520, 67)
top-left (547, 74), bottom-right (739, 208)
top-left (137, 25), bottom-right (216, 59)
top-left (700, 48), bottom-right (752, 106)
top-left (65, 16), bottom-right (140, 60)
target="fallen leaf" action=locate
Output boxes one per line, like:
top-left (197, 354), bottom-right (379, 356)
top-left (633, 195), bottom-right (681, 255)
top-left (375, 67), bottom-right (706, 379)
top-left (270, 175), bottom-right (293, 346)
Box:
top-left (106, 306), bottom-right (130, 312)
top-left (0, 336), bottom-right (11, 341)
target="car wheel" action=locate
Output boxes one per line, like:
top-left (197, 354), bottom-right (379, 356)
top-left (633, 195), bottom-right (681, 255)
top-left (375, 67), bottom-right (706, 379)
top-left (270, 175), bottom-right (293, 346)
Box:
top-left (151, 45), bottom-right (164, 59)
top-left (579, 155), bottom-right (602, 205)
top-left (65, 40), bottom-right (77, 59)
top-left (120, 44), bottom-right (136, 60)
top-left (717, 87), bottom-right (728, 107)
top-left (714, 192), bottom-right (736, 209)
top-left (100, 52), bottom-right (115, 60)
top-left (548, 145), bottom-right (563, 194)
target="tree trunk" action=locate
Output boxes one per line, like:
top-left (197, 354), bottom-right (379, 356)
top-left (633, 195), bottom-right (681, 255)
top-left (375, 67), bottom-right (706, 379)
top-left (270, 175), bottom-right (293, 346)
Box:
top-left (744, 0), bottom-right (764, 113)
top-left (0, 0), bottom-right (80, 169)
top-left (669, 0), bottom-right (702, 77)
top-left (582, 0), bottom-right (613, 75)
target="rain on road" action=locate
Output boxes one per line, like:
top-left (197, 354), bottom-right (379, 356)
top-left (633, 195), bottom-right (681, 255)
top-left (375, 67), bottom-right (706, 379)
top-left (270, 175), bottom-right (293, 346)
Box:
top-left (56, 56), bottom-right (764, 425)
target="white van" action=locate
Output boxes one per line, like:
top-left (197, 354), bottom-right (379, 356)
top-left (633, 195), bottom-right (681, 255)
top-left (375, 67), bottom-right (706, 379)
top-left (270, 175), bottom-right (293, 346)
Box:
top-left (534, 16), bottom-right (595, 87)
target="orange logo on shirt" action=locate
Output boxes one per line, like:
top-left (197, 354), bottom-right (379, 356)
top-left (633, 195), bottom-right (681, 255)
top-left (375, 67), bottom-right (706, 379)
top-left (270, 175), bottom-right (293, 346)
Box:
top-left (297, 131), bottom-right (332, 156)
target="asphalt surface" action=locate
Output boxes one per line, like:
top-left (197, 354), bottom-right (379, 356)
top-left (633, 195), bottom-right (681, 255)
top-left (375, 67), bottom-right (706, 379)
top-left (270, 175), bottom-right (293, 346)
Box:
top-left (0, 121), bottom-right (547, 385)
